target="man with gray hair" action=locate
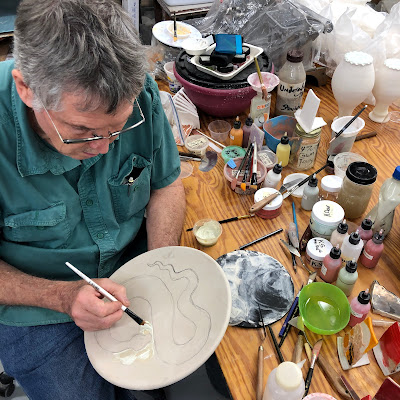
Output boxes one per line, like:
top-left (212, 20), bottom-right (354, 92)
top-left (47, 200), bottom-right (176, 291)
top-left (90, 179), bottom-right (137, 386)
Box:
top-left (0, 0), bottom-right (185, 398)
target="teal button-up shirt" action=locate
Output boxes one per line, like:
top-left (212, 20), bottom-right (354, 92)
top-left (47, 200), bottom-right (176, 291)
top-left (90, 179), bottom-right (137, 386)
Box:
top-left (0, 60), bottom-right (181, 326)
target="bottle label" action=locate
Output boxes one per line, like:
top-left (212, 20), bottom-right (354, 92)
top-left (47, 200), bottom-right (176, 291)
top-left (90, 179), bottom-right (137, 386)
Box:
top-left (257, 104), bottom-right (266, 110)
top-left (362, 249), bottom-right (373, 260)
top-left (296, 143), bottom-right (319, 170)
top-left (321, 264), bottom-right (327, 276)
top-left (351, 308), bottom-right (363, 318)
top-left (276, 81), bottom-right (305, 114)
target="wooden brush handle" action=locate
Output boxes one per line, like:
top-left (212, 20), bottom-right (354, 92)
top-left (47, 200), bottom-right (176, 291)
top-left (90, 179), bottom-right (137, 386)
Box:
top-left (249, 192), bottom-right (279, 213)
top-left (292, 333), bottom-right (304, 364)
top-left (257, 345), bottom-right (264, 400)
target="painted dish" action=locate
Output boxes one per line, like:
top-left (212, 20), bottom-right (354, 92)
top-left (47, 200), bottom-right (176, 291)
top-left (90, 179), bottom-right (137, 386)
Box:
top-left (152, 21), bottom-right (201, 49)
top-left (216, 250), bottom-right (294, 328)
top-left (85, 246), bottom-right (231, 390)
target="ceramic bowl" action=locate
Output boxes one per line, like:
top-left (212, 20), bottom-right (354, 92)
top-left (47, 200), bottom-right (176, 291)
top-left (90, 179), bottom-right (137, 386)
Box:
top-left (299, 282), bottom-right (350, 335)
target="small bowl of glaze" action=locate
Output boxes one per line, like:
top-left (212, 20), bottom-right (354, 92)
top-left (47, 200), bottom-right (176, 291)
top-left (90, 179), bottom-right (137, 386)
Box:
top-left (193, 219), bottom-right (222, 246)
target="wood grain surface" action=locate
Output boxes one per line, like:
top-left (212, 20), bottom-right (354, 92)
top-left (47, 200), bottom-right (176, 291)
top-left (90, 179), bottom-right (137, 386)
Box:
top-left (158, 79), bottom-right (400, 399)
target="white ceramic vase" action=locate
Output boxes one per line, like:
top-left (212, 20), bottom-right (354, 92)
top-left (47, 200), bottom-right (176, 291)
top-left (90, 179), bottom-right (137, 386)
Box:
top-left (331, 51), bottom-right (375, 118)
top-left (369, 58), bottom-right (400, 123)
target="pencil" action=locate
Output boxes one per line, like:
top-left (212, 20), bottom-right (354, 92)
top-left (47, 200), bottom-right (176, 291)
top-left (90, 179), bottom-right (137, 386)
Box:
top-left (65, 262), bottom-right (145, 326)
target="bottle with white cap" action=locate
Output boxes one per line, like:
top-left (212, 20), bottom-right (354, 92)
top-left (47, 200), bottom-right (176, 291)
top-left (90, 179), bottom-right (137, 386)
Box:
top-left (340, 230), bottom-right (364, 267)
top-left (263, 361), bottom-right (305, 400)
top-left (320, 175), bottom-right (343, 201)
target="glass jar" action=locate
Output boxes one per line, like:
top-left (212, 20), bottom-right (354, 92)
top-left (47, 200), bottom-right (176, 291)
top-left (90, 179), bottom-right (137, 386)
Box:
top-left (337, 162), bottom-right (377, 220)
top-left (289, 123), bottom-right (321, 171)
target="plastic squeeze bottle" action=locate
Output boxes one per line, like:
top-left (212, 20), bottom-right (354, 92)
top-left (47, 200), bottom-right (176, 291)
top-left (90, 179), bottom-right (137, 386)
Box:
top-left (263, 361), bottom-right (305, 400)
top-left (368, 165), bottom-right (400, 235)
top-left (301, 175), bottom-right (319, 211)
top-left (348, 289), bottom-right (371, 327)
top-left (229, 116), bottom-right (243, 146)
top-left (250, 91), bottom-right (271, 128)
top-left (357, 217), bottom-right (373, 244)
top-left (319, 245), bottom-right (342, 283)
top-left (275, 50), bottom-right (306, 117)
top-left (359, 229), bottom-right (384, 269)
top-left (276, 135), bottom-right (290, 167)
top-left (340, 230), bottom-right (363, 267)
top-left (330, 219), bottom-right (349, 248)
top-left (263, 162), bottom-right (282, 189)
top-left (242, 117), bottom-right (253, 148)
top-left (336, 259), bottom-right (358, 297)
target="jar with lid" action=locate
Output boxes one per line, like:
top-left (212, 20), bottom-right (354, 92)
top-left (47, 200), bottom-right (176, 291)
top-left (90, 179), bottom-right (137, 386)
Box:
top-left (337, 161), bottom-right (377, 220)
top-left (320, 175), bottom-right (343, 201)
top-left (289, 124), bottom-right (321, 171)
top-left (309, 200), bottom-right (345, 240)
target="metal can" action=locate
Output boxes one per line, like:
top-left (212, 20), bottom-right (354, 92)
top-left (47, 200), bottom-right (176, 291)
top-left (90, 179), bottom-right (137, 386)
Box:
top-left (289, 124), bottom-right (321, 171)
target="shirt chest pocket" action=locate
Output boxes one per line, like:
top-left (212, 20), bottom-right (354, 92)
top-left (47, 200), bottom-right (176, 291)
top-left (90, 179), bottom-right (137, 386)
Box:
top-left (108, 153), bottom-right (152, 223)
top-left (2, 202), bottom-right (71, 249)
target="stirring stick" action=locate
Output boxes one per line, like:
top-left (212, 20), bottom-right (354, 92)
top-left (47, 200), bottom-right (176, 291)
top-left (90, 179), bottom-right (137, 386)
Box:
top-left (195, 129), bottom-right (226, 148)
top-left (65, 262), bottom-right (145, 326)
top-left (329, 105), bottom-right (368, 143)
top-left (254, 57), bottom-right (269, 101)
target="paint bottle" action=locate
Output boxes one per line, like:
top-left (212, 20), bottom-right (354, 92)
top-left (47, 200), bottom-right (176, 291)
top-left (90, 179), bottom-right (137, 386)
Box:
top-left (340, 230), bottom-right (363, 267)
top-left (348, 289), bottom-right (371, 327)
top-left (359, 229), bottom-right (384, 268)
top-left (263, 361), bottom-right (305, 400)
top-left (275, 50), bottom-right (306, 117)
top-left (242, 117), bottom-right (253, 148)
top-left (229, 116), bottom-right (243, 147)
top-left (276, 135), bottom-right (290, 167)
top-left (301, 174), bottom-right (319, 211)
top-left (319, 245), bottom-right (342, 283)
top-left (357, 217), bottom-right (373, 245)
top-left (330, 219), bottom-right (349, 248)
top-left (263, 162), bottom-right (282, 189)
top-left (336, 259), bottom-right (358, 297)
top-left (250, 91), bottom-right (271, 128)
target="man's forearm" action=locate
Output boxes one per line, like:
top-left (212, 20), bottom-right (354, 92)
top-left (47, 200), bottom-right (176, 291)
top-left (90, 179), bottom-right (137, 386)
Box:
top-left (145, 177), bottom-right (186, 250)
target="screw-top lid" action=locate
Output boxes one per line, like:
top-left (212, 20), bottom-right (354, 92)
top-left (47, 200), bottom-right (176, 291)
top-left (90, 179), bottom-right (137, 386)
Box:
top-left (392, 166), bottom-right (400, 180)
top-left (345, 259), bottom-right (357, 273)
top-left (308, 174), bottom-right (318, 187)
top-left (321, 175), bottom-right (343, 192)
top-left (287, 50), bottom-right (304, 63)
top-left (357, 289), bottom-right (371, 305)
top-left (346, 162), bottom-right (377, 185)
top-left (245, 117), bottom-right (253, 127)
top-left (372, 229), bottom-right (385, 244)
top-left (233, 120), bottom-right (241, 129)
top-left (348, 231), bottom-right (361, 245)
top-left (280, 135), bottom-right (289, 145)
top-left (330, 245), bottom-right (341, 259)
top-left (337, 219), bottom-right (348, 234)
top-left (273, 162), bottom-right (283, 174)
top-left (275, 362), bottom-right (303, 391)
top-left (361, 218), bottom-right (373, 231)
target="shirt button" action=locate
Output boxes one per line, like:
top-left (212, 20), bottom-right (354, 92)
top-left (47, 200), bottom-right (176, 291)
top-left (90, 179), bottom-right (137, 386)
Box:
top-left (97, 233), bottom-right (104, 239)
top-left (86, 199), bottom-right (93, 206)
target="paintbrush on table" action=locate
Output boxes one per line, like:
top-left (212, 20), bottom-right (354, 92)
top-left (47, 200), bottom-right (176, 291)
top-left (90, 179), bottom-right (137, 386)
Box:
top-left (304, 339), bottom-right (323, 397)
top-left (329, 105), bottom-right (367, 143)
top-left (237, 228), bottom-right (283, 250)
top-left (186, 214), bottom-right (254, 231)
top-left (240, 145), bottom-right (254, 192)
top-left (257, 304), bottom-right (267, 400)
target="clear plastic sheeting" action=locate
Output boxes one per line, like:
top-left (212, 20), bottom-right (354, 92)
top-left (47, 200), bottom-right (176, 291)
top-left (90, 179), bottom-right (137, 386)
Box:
top-left (188, 0), bottom-right (332, 71)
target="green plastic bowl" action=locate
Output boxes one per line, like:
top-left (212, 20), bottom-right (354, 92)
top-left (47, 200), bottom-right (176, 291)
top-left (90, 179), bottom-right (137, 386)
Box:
top-left (299, 282), bottom-right (350, 335)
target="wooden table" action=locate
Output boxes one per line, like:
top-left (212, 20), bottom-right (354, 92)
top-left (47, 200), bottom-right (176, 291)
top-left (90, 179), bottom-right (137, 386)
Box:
top-left (159, 79), bottom-right (400, 399)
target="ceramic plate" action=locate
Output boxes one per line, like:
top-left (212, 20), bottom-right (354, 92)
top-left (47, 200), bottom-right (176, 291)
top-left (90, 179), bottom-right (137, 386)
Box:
top-left (283, 173), bottom-right (308, 198)
top-left (152, 21), bottom-right (202, 49)
top-left (216, 250), bottom-right (294, 328)
top-left (85, 246), bottom-right (231, 390)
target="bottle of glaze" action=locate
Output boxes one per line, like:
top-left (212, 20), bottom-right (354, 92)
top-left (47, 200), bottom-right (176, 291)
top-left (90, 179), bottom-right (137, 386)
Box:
top-left (357, 217), bottom-right (373, 245)
top-left (301, 175), bottom-right (319, 211)
top-left (319, 245), bottom-right (342, 283)
top-left (340, 230), bottom-right (363, 267)
top-left (263, 162), bottom-right (282, 189)
top-left (348, 289), bottom-right (371, 327)
top-left (276, 135), bottom-right (290, 167)
top-left (242, 117), bottom-right (253, 148)
top-left (330, 219), bottom-right (349, 248)
top-left (336, 259), bottom-right (358, 297)
top-left (359, 229), bottom-right (384, 269)
top-left (229, 116), bottom-right (243, 146)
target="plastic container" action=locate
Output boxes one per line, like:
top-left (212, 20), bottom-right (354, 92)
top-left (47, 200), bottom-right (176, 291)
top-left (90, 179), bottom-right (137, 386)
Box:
top-left (320, 175), bottom-right (343, 201)
top-left (319, 245), bottom-right (342, 283)
top-left (299, 282), bottom-right (351, 335)
top-left (336, 259), bottom-right (358, 297)
top-left (337, 162), bottom-right (377, 220)
top-left (330, 219), bottom-right (349, 248)
top-left (263, 163), bottom-right (282, 189)
top-left (258, 148), bottom-right (277, 171)
top-left (193, 219), bottom-right (222, 246)
top-left (263, 361), bottom-right (305, 400)
top-left (276, 135), bottom-right (290, 167)
top-left (208, 120), bottom-right (231, 143)
top-left (242, 117), bottom-right (254, 148)
top-left (301, 175), bottom-right (319, 211)
top-left (223, 157), bottom-right (267, 189)
top-left (303, 394), bottom-right (338, 400)
top-left (254, 188), bottom-right (283, 220)
top-left (359, 230), bottom-right (384, 269)
top-left (163, 61), bottom-right (182, 94)
top-left (333, 152), bottom-right (367, 179)
top-left (306, 237), bottom-right (333, 269)
top-left (309, 200), bottom-right (345, 240)
top-left (341, 231), bottom-right (364, 267)
top-left (327, 116), bottom-right (366, 156)
top-left (357, 218), bottom-right (373, 244)
top-left (229, 117), bottom-right (243, 146)
top-left (263, 116), bottom-right (297, 152)
top-left (348, 289), bottom-right (371, 327)
top-left (184, 134), bottom-right (209, 157)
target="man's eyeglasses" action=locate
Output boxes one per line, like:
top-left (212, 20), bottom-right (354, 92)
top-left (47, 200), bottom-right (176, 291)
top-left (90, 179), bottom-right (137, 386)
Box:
top-left (39, 98), bottom-right (145, 144)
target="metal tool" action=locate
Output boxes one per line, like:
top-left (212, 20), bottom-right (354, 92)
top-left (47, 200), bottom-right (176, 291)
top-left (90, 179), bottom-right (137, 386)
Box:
top-left (341, 375), bottom-right (361, 400)
top-left (249, 178), bottom-right (303, 213)
top-left (304, 339), bottom-right (323, 397)
top-left (280, 239), bottom-right (313, 274)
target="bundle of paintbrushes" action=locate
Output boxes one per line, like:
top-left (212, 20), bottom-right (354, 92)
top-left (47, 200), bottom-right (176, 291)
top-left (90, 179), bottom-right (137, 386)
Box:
top-left (230, 142), bottom-right (261, 195)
